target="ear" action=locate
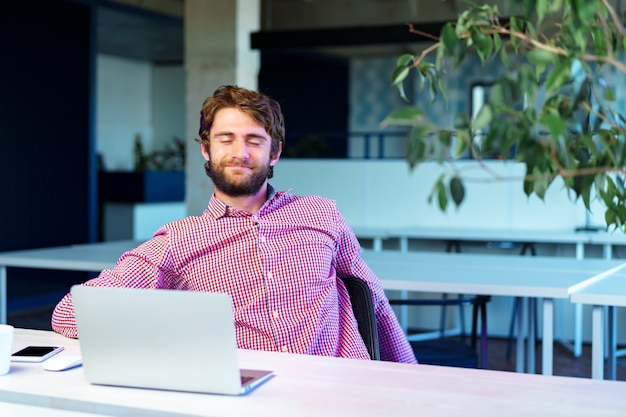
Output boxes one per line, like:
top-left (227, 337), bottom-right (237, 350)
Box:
top-left (270, 141), bottom-right (282, 166)
top-left (200, 142), bottom-right (210, 161)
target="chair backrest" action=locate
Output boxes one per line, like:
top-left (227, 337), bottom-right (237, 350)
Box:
top-left (340, 276), bottom-right (380, 360)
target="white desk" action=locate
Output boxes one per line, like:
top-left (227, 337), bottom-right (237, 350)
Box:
top-left (353, 226), bottom-right (599, 257)
top-left (571, 270), bottom-right (626, 379)
top-left (0, 402), bottom-right (103, 417)
top-left (1, 242), bottom-right (623, 376)
top-left (588, 232), bottom-right (626, 259)
top-left (360, 250), bottom-right (626, 375)
top-left (0, 245), bottom-right (127, 323)
top-left (353, 226), bottom-right (626, 358)
top-left (1, 329), bottom-right (626, 417)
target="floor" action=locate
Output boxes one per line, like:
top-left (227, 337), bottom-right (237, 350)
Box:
top-left (483, 336), bottom-right (626, 380)
top-left (7, 305), bottom-right (626, 381)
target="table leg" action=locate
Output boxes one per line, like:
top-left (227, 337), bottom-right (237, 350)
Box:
top-left (542, 298), bottom-right (554, 376)
top-left (591, 305), bottom-right (604, 380)
top-left (573, 243), bottom-right (585, 357)
top-left (574, 303), bottom-right (583, 357)
top-left (399, 237), bottom-right (408, 253)
top-left (516, 297), bottom-right (526, 373)
top-left (527, 298), bottom-right (536, 373)
top-left (399, 290), bottom-right (408, 332)
top-left (608, 306), bottom-right (616, 380)
top-left (0, 265), bottom-right (6, 324)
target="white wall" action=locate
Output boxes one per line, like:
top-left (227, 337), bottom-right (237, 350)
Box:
top-left (96, 54), bottom-right (153, 171)
top-left (271, 158), bottom-right (615, 340)
top-left (271, 159), bottom-right (605, 231)
top-left (96, 55), bottom-right (186, 172)
top-left (152, 64), bottom-right (186, 151)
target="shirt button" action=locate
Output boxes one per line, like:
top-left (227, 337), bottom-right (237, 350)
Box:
top-left (272, 311), bottom-right (280, 319)
top-left (281, 346), bottom-right (288, 352)
top-left (260, 235), bottom-right (266, 243)
top-left (267, 271), bottom-right (273, 279)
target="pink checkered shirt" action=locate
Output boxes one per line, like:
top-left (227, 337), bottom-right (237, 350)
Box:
top-left (52, 187), bottom-right (416, 364)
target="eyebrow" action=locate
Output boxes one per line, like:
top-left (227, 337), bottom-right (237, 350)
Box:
top-left (212, 131), bottom-right (269, 141)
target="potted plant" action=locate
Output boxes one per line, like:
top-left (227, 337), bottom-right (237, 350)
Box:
top-left (384, 0), bottom-right (626, 231)
top-left (99, 135), bottom-right (186, 203)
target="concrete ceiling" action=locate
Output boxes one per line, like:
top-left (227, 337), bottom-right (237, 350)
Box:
top-left (93, 0), bottom-right (442, 63)
top-left (96, 4), bottom-right (183, 63)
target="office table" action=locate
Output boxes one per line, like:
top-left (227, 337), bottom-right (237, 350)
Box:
top-left (352, 226), bottom-right (609, 257)
top-left (1, 329), bottom-right (626, 417)
top-left (360, 250), bottom-right (626, 376)
top-left (571, 270), bottom-right (626, 380)
top-left (0, 402), bottom-right (103, 417)
top-left (352, 227), bottom-right (626, 358)
top-left (1, 242), bottom-right (623, 376)
top-left (0, 245), bottom-right (127, 323)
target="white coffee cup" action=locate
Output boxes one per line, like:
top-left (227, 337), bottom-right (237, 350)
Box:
top-left (0, 324), bottom-right (14, 376)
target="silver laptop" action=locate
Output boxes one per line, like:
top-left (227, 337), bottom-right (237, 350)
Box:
top-left (71, 285), bottom-right (273, 395)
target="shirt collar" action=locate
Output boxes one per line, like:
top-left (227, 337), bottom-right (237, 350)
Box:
top-left (205, 184), bottom-right (280, 219)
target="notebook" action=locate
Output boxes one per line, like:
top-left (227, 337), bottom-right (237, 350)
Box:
top-left (71, 285), bottom-right (273, 395)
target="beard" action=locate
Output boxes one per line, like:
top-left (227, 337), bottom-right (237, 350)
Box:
top-left (204, 158), bottom-right (271, 197)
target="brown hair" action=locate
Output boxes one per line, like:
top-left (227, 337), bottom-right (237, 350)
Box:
top-left (198, 85), bottom-right (285, 158)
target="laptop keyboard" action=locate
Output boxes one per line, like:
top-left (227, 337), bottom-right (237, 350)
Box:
top-left (241, 375), bottom-right (255, 385)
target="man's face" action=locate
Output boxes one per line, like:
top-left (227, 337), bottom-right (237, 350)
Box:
top-left (202, 108), bottom-right (280, 197)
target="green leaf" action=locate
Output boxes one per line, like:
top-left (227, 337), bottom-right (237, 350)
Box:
top-left (453, 113), bottom-right (470, 130)
top-left (437, 181), bottom-right (448, 211)
top-left (522, 0), bottom-right (537, 19)
top-left (449, 176), bottom-right (465, 207)
top-left (616, 175), bottom-right (625, 195)
top-left (544, 62), bottom-right (571, 93)
top-left (470, 27), bottom-right (493, 62)
top-left (452, 36), bottom-right (467, 67)
top-left (435, 40), bottom-right (446, 70)
top-left (437, 76), bottom-right (449, 102)
top-left (440, 23), bottom-right (457, 55)
top-left (455, 129), bottom-right (469, 158)
top-left (591, 26), bottom-right (608, 57)
top-left (604, 87), bottom-right (616, 102)
top-left (509, 17), bottom-right (525, 53)
top-left (472, 104), bottom-right (493, 131)
top-left (391, 65), bottom-right (410, 87)
top-left (541, 111), bottom-right (567, 139)
top-left (527, 49), bottom-right (559, 66)
top-left (493, 32), bottom-right (502, 54)
top-left (533, 173), bottom-right (550, 199)
top-left (396, 83), bottom-right (408, 101)
top-left (405, 125), bottom-right (430, 168)
top-left (523, 178), bottom-right (534, 196)
top-left (548, 0), bottom-right (563, 12)
top-left (438, 130), bottom-right (452, 147)
top-left (382, 107), bottom-right (423, 126)
top-left (605, 207), bottom-right (617, 228)
top-left (526, 49), bottom-right (557, 80)
top-left (536, 0), bottom-right (549, 23)
top-left (397, 54), bottom-right (414, 67)
top-left (499, 46), bottom-right (511, 69)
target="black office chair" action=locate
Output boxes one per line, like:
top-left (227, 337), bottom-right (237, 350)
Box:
top-left (389, 295), bottom-right (491, 368)
top-left (340, 276), bottom-right (380, 360)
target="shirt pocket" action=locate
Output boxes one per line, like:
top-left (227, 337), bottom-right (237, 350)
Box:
top-left (284, 238), bottom-right (335, 285)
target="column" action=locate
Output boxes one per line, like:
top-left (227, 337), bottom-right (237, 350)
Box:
top-left (184, 0), bottom-right (261, 216)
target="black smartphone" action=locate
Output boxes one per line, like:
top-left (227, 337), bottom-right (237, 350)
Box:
top-left (11, 345), bottom-right (64, 362)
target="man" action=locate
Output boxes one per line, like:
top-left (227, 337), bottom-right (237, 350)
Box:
top-left (52, 85), bottom-right (417, 364)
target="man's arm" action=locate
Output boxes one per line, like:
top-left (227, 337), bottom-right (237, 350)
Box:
top-left (51, 235), bottom-right (173, 338)
top-left (332, 212), bottom-right (417, 364)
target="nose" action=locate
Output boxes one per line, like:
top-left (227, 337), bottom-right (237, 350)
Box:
top-left (232, 138), bottom-right (250, 160)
